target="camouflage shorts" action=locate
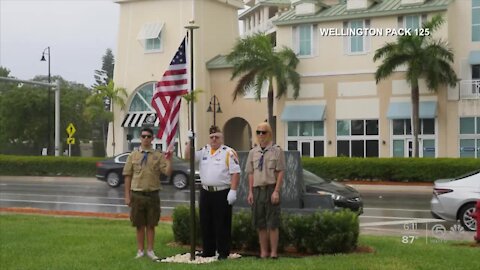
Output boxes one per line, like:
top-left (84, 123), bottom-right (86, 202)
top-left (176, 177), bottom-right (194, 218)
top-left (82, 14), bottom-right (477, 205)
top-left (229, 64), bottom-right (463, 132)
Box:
top-left (252, 185), bottom-right (280, 229)
top-left (130, 191), bottom-right (161, 227)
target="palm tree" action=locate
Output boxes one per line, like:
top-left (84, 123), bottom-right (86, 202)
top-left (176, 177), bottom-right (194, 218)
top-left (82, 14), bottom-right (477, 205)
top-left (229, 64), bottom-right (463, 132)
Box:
top-left (85, 79), bottom-right (127, 156)
top-left (374, 15), bottom-right (457, 157)
top-left (226, 33), bottom-right (300, 142)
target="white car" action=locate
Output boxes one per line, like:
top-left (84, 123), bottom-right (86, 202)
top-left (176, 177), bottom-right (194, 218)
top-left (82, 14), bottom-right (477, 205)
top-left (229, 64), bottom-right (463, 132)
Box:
top-left (431, 170), bottom-right (480, 231)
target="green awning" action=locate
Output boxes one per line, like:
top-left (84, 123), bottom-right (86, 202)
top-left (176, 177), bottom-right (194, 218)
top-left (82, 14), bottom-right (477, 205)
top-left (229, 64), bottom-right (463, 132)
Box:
top-left (280, 104), bottom-right (326, 121)
top-left (468, 51), bottom-right (480, 65)
top-left (387, 101), bottom-right (437, 119)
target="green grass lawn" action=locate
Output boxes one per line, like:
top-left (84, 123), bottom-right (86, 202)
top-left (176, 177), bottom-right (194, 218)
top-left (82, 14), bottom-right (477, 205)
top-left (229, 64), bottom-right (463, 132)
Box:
top-left (0, 214), bottom-right (479, 270)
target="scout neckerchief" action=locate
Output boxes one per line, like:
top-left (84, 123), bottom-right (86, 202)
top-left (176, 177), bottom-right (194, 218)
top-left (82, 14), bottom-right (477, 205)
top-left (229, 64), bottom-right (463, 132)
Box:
top-left (140, 148), bottom-right (152, 167)
top-left (258, 143), bottom-right (272, 172)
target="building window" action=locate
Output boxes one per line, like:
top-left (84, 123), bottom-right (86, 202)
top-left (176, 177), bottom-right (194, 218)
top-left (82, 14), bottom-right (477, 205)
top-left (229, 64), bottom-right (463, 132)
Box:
top-left (349, 20), bottom-right (364, 53)
top-left (294, 24), bottom-right (316, 57)
top-left (473, 0), bottom-right (480, 41)
top-left (404, 15), bottom-right (421, 30)
top-left (137, 22), bottom-right (164, 52)
top-left (145, 35), bottom-right (161, 51)
top-left (286, 121), bottom-right (324, 157)
top-left (299, 24), bottom-right (312, 56)
top-left (391, 118), bottom-right (436, 157)
top-left (343, 19), bottom-right (370, 54)
top-left (459, 117), bottom-right (480, 158)
top-left (336, 119), bottom-right (379, 157)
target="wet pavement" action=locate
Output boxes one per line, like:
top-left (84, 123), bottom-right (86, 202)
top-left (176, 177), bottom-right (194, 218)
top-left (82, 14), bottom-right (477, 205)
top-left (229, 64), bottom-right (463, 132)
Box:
top-left (0, 176), bottom-right (475, 241)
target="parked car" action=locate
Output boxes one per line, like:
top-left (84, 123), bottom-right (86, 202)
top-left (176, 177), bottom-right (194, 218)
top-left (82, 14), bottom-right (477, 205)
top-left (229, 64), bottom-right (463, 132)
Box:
top-left (430, 170), bottom-right (480, 231)
top-left (95, 152), bottom-right (200, 189)
top-left (303, 169), bottom-right (363, 213)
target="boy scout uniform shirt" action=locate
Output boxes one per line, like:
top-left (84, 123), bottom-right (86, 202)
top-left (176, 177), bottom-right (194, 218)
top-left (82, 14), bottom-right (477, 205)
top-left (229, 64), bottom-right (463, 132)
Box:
top-left (195, 144), bottom-right (241, 186)
top-left (122, 148), bottom-right (168, 192)
top-left (245, 143), bottom-right (285, 187)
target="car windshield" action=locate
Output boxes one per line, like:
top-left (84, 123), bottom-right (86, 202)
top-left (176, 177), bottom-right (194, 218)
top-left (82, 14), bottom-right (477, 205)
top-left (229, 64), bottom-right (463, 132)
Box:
top-left (303, 169), bottom-right (330, 186)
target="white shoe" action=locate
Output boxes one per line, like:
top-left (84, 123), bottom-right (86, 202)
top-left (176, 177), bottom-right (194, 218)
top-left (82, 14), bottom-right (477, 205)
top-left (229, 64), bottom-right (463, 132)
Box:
top-left (135, 250), bottom-right (144, 259)
top-left (146, 250), bottom-right (159, 261)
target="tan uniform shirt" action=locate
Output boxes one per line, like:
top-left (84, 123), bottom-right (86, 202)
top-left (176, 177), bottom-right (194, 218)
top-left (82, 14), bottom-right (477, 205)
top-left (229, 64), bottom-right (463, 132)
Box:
top-left (122, 148), bottom-right (168, 192)
top-left (245, 143), bottom-right (285, 187)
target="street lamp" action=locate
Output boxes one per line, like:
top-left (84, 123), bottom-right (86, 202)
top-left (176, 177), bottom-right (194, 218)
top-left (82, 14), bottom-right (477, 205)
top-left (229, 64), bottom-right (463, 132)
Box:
top-left (41, 47), bottom-right (51, 155)
top-left (206, 95), bottom-right (222, 126)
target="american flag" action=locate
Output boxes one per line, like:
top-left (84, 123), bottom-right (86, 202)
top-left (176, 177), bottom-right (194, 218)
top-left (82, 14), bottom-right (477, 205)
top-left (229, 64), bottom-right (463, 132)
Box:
top-left (151, 37), bottom-right (188, 150)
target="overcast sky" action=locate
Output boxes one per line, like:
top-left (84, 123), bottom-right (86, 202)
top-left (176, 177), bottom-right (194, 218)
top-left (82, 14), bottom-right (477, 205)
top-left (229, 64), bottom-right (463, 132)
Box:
top-left (0, 0), bottom-right (119, 87)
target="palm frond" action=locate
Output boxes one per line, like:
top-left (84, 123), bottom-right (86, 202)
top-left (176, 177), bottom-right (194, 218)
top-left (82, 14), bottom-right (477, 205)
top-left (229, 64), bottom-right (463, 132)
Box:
top-left (233, 70), bottom-right (257, 101)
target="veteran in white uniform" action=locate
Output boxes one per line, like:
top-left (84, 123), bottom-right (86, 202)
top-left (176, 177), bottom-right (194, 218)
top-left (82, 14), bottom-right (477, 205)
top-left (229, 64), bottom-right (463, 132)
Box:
top-left (185, 126), bottom-right (240, 260)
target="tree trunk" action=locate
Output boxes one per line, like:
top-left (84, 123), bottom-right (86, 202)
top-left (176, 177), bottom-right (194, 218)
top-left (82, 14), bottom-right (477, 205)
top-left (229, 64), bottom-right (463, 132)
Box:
top-left (111, 104), bottom-right (116, 156)
top-left (102, 122), bottom-right (107, 156)
top-left (411, 83), bottom-right (420, 158)
top-left (267, 79), bottom-right (275, 143)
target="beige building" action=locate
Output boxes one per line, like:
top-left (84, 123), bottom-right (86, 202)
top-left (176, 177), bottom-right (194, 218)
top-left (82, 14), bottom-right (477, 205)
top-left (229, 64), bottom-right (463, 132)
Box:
top-left (110, 0), bottom-right (480, 158)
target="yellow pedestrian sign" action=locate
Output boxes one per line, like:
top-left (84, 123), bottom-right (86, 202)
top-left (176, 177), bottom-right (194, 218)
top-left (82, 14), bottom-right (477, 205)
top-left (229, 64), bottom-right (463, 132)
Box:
top-left (66, 123), bottom-right (76, 137)
top-left (67, 138), bottom-right (75, 145)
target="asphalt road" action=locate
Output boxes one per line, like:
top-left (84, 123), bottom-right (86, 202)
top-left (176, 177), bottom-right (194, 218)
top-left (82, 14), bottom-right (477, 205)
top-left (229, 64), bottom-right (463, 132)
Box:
top-left (0, 176), bottom-right (474, 241)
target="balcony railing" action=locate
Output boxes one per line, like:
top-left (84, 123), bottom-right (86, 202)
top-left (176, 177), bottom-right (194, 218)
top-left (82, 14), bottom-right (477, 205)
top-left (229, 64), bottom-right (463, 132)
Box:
top-left (459, 80), bottom-right (480, 99)
top-left (243, 16), bottom-right (277, 37)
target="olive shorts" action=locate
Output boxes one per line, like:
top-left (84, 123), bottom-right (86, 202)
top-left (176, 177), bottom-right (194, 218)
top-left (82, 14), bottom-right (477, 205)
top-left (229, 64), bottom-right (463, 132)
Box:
top-left (130, 191), bottom-right (161, 227)
top-left (252, 185), bottom-right (280, 229)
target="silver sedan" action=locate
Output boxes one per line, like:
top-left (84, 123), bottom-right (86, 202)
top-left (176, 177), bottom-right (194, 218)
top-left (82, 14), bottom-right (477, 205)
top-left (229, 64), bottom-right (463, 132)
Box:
top-left (431, 170), bottom-right (480, 231)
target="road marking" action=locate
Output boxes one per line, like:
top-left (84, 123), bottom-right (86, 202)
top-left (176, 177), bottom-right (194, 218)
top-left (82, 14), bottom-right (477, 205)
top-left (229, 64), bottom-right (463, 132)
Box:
top-left (360, 215), bottom-right (430, 220)
top-left (0, 193), bottom-right (194, 204)
top-left (364, 207), bottom-right (431, 213)
top-left (360, 218), bottom-right (444, 227)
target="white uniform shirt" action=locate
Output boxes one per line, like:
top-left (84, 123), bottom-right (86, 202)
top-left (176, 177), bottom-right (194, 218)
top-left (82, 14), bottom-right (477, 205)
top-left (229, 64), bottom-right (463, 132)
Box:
top-left (195, 144), bottom-right (241, 186)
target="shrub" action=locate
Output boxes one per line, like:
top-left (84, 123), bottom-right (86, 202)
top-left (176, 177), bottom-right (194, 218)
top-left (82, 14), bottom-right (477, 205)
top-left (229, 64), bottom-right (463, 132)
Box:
top-left (231, 210), bottom-right (258, 251)
top-left (171, 205), bottom-right (200, 245)
top-left (172, 206), bottom-right (359, 255)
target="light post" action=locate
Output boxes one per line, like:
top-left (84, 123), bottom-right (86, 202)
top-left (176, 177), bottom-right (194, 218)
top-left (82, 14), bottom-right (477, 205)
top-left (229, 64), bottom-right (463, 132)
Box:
top-left (206, 95), bottom-right (222, 127)
top-left (41, 47), bottom-right (51, 155)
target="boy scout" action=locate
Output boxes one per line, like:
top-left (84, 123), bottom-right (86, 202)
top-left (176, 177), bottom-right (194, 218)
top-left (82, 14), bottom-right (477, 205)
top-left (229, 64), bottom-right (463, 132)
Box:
top-left (246, 122), bottom-right (285, 259)
top-left (123, 127), bottom-right (171, 262)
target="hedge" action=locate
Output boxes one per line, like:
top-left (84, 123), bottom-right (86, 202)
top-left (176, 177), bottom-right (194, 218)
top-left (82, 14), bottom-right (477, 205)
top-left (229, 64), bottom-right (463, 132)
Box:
top-left (1, 155), bottom-right (479, 182)
top-left (172, 205), bottom-right (359, 255)
top-left (302, 157), bottom-right (480, 182)
top-left (0, 155), bottom-right (102, 176)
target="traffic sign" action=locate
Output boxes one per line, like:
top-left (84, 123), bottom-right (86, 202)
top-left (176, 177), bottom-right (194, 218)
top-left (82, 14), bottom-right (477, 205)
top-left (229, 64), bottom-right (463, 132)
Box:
top-left (66, 123), bottom-right (76, 137)
top-left (67, 138), bottom-right (75, 145)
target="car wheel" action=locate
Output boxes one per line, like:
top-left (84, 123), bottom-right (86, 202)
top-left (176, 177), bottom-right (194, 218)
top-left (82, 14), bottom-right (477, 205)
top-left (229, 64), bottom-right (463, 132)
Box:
top-left (106, 171), bottom-right (121, 188)
top-left (458, 203), bottom-right (476, 231)
top-left (172, 173), bottom-right (188, 189)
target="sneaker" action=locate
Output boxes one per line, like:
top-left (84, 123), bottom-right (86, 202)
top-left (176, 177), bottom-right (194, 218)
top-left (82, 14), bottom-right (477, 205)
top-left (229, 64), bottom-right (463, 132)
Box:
top-left (135, 250), bottom-right (144, 259)
top-left (146, 250), bottom-right (159, 261)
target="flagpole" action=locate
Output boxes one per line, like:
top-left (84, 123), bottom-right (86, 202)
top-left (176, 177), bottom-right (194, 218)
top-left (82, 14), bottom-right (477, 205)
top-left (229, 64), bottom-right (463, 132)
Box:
top-left (185, 21), bottom-right (199, 261)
